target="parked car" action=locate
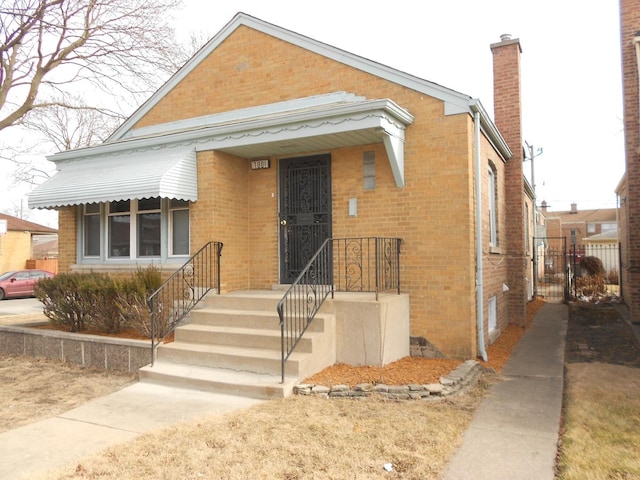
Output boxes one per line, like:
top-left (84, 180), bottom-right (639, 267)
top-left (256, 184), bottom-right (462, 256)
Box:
top-left (0, 270), bottom-right (55, 300)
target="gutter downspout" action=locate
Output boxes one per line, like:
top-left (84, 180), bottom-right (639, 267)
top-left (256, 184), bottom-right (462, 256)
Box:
top-left (473, 107), bottom-right (488, 361)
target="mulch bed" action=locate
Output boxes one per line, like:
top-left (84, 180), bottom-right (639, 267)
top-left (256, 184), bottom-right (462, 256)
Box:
top-left (565, 302), bottom-right (640, 367)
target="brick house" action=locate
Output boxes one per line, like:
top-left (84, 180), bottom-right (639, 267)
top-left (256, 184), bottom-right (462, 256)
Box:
top-left (28, 14), bottom-right (532, 379)
top-left (541, 202), bottom-right (618, 247)
top-left (619, 0), bottom-right (640, 323)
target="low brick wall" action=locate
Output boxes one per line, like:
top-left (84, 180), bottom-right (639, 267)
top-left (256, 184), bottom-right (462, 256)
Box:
top-left (0, 323), bottom-right (151, 373)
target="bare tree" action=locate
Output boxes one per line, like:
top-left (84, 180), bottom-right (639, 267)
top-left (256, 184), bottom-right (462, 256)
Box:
top-left (0, 0), bottom-right (183, 132)
top-left (23, 94), bottom-right (122, 151)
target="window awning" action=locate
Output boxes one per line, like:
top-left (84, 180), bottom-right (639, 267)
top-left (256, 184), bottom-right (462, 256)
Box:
top-left (28, 146), bottom-right (197, 209)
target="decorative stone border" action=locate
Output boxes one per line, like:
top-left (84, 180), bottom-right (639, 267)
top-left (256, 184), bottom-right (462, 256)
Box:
top-left (294, 360), bottom-right (483, 400)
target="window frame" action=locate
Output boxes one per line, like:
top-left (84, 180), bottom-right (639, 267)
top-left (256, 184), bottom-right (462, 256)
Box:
top-left (488, 165), bottom-right (498, 248)
top-left (77, 198), bottom-right (190, 264)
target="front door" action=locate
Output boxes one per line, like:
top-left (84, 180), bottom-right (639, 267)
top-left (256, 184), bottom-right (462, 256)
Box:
top-left (279, 154), bottom-right (332, 284)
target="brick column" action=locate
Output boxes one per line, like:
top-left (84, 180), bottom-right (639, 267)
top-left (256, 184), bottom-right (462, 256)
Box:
top-left (620, 0), bottom-right (640, 323)
top-left (491, 36), bottom-right (527, 326)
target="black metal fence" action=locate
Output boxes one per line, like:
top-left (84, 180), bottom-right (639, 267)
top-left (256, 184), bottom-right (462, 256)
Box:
top-left (568, 243), bottom-right (620, 301)
top-left (277, 237), bottom-right (402, 382)
top-left (533, 237), bottom-right (621, 302)
top-left (533, 237), bottom-right (568, 301)
top-left (148, 241), bottom-right (223, 363)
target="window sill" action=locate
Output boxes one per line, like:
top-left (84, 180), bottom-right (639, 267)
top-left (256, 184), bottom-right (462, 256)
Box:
top-left (489, 246), bottom-right (503, 255)
top-left (71, 262), bottom-right (186, 274)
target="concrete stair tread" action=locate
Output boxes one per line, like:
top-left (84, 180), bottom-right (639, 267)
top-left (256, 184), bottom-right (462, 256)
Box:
top-left (140, 362), bottom-right (297, 399)
top-left (193, 306), bottom-right (333, 319)
top-left (143, 361), bottom-right (295, 385)
top-left (161, 340), bottom-right (308, 361)
top-left (178, 323), bottom-right (324, 338)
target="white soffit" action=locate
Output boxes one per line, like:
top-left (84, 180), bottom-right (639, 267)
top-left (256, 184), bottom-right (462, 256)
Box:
top-left (28, 147), bottom-right (197, 209)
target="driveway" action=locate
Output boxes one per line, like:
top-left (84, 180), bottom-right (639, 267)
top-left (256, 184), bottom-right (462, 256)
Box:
top-left (0, 297), bottom-right (46, 325)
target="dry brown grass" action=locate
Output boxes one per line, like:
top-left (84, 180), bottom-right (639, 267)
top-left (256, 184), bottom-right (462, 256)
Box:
top-left (0, 355), bottom-right (135, 433)
top-left (556, 363), bottom-right (640, 479)
top-left (6, 300), bottom-right (547, 479)
top-left (40, 382), bottom-right (490, 480)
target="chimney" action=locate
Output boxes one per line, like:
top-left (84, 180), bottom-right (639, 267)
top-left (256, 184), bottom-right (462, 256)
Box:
top-left (570, 203), bottom-right (578, 214)
top-left (491, 34), bottom-right (527, 325)
top-left (541, 200), bottom-right (548, 214)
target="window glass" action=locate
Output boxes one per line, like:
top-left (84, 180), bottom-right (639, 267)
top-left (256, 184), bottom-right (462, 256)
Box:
top-left (139, 197), bottom-right (161, 211)
top-left (85, 203), bottom-right (100, 214)
top-left (83, 204), bottom-right (101, 257)
top-left (170, 200), bottom-right (190, 256)
top-left (488, 167), bottom-right (498, 247)
top-left (138, 211), bottom-right (161, 256)
top-left (110, 200), bottom-right (130, 213)
top-left (109, 200), bottom-right (130, 257)
top-left (363, 151), bottom-right (375, 190)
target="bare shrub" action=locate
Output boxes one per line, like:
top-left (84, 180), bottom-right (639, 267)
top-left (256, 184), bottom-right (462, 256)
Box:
top-left (575, 273), bottom-right (606, 298)
top-left (35, 274), bottom-right (91, 332)
top-left (580, 256), bottom-right (605, 276)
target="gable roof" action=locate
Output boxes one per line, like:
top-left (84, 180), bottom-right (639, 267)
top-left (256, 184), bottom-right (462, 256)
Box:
top-left (108, 12), bottom-right (480, 143)
top-left (0, 213), bottom-right (57, 234)
top-left (28, 12), bottom-right (513, 209)
top-left (548, 207), bottom-right (617, 224)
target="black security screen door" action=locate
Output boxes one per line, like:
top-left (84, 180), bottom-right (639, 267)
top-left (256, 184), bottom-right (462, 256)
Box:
top-left (279, 154), bottom-right (332, 284)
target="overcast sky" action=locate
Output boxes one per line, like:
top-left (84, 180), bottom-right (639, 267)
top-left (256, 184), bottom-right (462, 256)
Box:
top-left (1, 1), bottom-right (625, 227)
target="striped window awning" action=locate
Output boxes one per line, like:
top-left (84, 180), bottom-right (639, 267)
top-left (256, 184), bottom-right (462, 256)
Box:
top-left (28, 146), bottom-right (197, 209)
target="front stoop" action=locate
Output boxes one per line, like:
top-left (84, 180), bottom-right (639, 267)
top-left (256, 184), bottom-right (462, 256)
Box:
top-left (138, 290), bottom-right (336, 399)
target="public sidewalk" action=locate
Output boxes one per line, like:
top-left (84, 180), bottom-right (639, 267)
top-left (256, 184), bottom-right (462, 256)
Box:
top-left (0, 383), bottom-right (262, 480)
top-left (442, 302), bottom-right (568, 480)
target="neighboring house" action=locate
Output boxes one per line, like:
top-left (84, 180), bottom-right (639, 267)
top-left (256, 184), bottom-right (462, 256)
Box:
top-left (619, 0), bottom-right (640, 323)
top-left (0, 213), bottom-right (58, 274)
top-left (541, 202), bottom-right (617, 247)
top-left (28, 13), bottom-right (532, 362)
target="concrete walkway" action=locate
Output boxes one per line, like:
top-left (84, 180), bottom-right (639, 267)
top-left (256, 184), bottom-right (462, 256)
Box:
top-left (442, 302), bottom-right (567, 480)
top-left (0, 300), bottom-right (567, 479)
top-left (0, 383), bottom-right (262, 480)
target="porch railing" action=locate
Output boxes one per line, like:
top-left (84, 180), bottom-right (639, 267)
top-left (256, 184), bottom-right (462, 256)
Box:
top-left (277, 237), bottom-right (402, 382)
top-left (148, 241), bottom-right (223, 364)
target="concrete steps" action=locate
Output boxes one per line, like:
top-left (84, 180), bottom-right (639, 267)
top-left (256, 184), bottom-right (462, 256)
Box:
top-left (139, 290), bottom-right (336, 399)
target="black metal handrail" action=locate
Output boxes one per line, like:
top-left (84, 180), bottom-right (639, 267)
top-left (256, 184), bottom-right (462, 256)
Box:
top-left (277, 237), bottom-right (401, 382)
top-left (148, 241), bottom-right (223, 364)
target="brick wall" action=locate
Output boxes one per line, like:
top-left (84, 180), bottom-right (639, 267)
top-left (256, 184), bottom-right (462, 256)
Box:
top-left (56, 26), bottom-right (516, 358)
top-left (191, 150), bottom-right (250, 292)
top-left (57, 207), bottom-right (76, 274)
top-left (620, 0), bottom-right (640, 323)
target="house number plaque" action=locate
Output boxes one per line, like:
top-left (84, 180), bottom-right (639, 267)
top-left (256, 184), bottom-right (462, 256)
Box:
top-left (251, 159), bottom-right (270, 170)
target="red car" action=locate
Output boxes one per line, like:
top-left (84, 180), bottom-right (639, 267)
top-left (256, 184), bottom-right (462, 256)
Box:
top-left (0, 270), bottom-right (55, 300)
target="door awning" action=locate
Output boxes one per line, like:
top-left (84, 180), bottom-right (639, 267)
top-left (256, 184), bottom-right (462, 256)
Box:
top-left (28, 146), bottom-right (197, 209)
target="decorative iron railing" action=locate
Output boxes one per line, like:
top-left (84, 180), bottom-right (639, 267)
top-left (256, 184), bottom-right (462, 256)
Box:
top-left (277, 237), bottom-right (402, 382)
top-left (148, 241), bottom-right (223, 364)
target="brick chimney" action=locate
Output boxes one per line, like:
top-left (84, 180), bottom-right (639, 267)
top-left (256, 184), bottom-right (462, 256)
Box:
top-left (491, 34), bottom-right (527, 326)
top-left (620, 0), bottom-right (640, 324)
